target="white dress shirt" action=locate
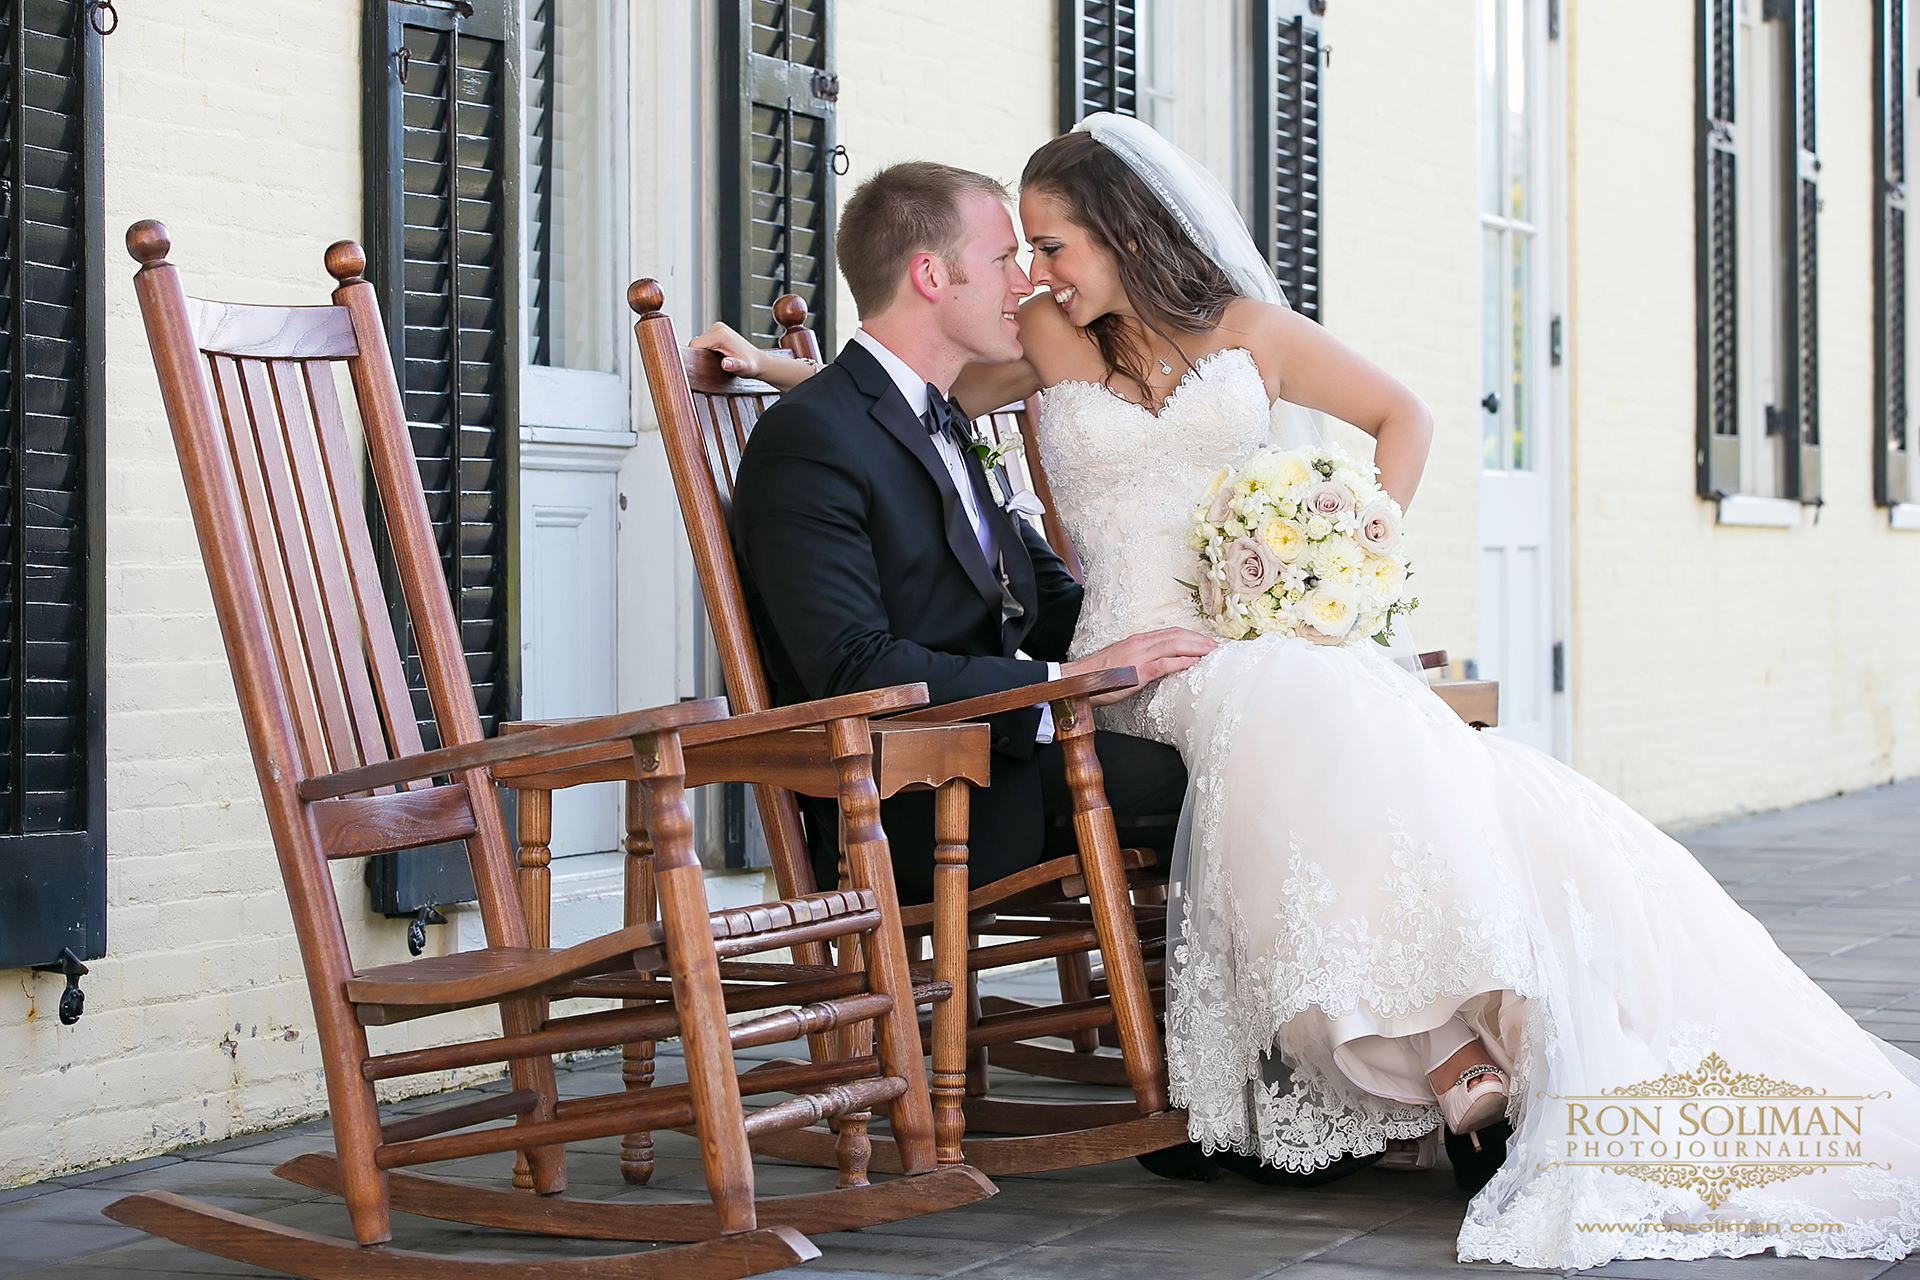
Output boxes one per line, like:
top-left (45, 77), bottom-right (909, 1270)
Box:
top-left (852, 327), bottom-right (1058, 742)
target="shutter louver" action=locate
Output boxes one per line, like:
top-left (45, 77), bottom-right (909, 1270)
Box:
top-left (363, 0), bottom-right (518, 913)
top-left (0, 0), bottom-right (105, 971)
top-left (1878, 0), bottom-right (1908, 506)
top-left (722, 0), bottom-right (835, 352)
top-left (1254, 2), bottom-right (1322, 324)
top-left (1783, 0), bottom-right (1820, 503)
top-left (1058, 0), bottom-right (1136, 130)
top-left (1696, 0), bottom-right (1740, 498)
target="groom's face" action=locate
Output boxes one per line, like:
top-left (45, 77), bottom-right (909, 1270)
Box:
top-left (936, 195), bottom-right (1033, 365)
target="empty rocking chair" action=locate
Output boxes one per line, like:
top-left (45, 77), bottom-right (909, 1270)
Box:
top-left (107, 222), bottom-right (991, 1280)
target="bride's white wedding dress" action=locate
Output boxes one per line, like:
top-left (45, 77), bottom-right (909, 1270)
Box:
top-left (1036, 346), bottom-right (1920, 1267)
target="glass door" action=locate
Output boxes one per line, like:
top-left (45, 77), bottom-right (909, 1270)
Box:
top-left (1476, 0), bottom-right (1561, 755)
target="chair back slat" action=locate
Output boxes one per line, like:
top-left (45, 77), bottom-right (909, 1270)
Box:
top-left (632, 281), bottom-right (815, 899)
top-left (241, 356), bottom-right (367, 779)
top-left (304, 361), bottom-right (428, 767)
top-left (980, 397), bottom-right (1082, 582)
top-left (205, 353), bottom-right (334, 778)
top-left (269, 358), bottom-right (407, 784)
top-left (185, 297), bottom-right (359, 359)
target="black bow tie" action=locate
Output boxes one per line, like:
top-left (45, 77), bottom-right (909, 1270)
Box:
top-left (922, 384), bottom-right (975, 452)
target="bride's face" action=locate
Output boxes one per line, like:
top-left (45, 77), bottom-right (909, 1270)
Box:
top-left (1019, 188), bottom-right (1129, 327)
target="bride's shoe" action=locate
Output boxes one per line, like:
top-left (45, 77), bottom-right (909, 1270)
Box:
top-left (1439, 1064), bottom-right (1508, 1151)
top-left (1376, 1128), bottom-right (1439, 1172)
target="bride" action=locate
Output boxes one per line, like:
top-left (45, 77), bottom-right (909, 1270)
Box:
top-left (701, 114), bottom-right (1920, 1268)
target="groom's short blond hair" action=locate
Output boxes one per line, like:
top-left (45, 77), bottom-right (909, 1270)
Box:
top-left (839, 162), bottom-right (1010, 318)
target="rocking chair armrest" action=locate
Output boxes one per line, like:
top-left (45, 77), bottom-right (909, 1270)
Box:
top-left (882, 668), bottom-right (1138, 725)
top-left (296, 697), bottom-right (731, 801)
top-left (676, 683), bottom-right (931, 746)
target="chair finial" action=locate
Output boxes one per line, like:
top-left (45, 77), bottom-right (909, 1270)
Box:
top-left (772, 294), bottom-right (809, 331)
top-left (628, 278), bottom-right (666, 317)
top-left (324, 241), bottom-right (367, 284)
top-left (126, 220), bottom-right (171, 265)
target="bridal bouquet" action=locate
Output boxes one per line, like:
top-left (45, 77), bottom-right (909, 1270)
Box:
top-left (1185, 445), bottom-right (1416, 646)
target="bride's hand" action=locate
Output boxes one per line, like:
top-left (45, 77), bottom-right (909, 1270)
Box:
top-left (689, 322), bottom-right (819, 392)
top-left (1063, 627), bottom-right (1217, 705)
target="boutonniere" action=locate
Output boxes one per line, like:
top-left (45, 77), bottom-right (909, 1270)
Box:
top-left (965, 426), bottom-right (1024, 471)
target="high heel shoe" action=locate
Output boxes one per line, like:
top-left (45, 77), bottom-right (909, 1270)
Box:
top-left (1376, 1128), bottom-right (1439, 1172)
top-left (1439, 1063), bottom-right (1508, 1151)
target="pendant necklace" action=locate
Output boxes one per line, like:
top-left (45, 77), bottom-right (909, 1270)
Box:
top-left (1158, 357), bottom-right (1174, 376)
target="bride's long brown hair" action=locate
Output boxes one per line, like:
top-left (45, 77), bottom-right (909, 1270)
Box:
top-left (1020, 130), bottom-right (1241, 400)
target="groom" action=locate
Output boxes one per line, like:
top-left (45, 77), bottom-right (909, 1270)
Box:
top-left (726, 161), bottom-right (1208, 908)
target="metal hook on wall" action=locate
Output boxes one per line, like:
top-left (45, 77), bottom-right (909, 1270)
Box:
top-left (395, 45), bottom-right (412, 85)
top-left (830, 145), bottom-right (850, 177)
top-left (85, 0), bottom-right (119, 36)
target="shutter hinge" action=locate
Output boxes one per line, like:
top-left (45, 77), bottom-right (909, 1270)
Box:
top-left (1762, 0), bottom-right (1787, 21)
top-left (1766, 404), bottom-right (1785, 436)
top-left (1550, 315), bottom-right (1563, 367)
top-left (812, 70), bottom-right (841, 102)
top-left (1308, 0), bottom-right (1326, 13)
top-left (1551, 641), bottom-right (1565, 694)
top-left (1548, 0), bottom-right (1560, 40)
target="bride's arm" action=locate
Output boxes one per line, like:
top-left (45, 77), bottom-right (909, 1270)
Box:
top-left (1237, 302), bottom-right (1434, 510)
top-left (689, 322), bottom-right (819, 392)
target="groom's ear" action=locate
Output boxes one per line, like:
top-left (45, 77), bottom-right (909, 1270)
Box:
top-left (906, 250), bottom-right (945, 304)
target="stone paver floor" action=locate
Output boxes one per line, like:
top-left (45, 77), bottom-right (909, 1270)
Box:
top-left (7, 779), bottom-right (1920, 1278)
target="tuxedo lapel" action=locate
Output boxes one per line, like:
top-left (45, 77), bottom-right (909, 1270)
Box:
top-left (966, 459), bottom-right (1042, 656)
top-left (837, 341), bottom-right (1006, 616)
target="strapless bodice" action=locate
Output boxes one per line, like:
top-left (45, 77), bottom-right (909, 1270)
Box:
top-left (1036, 347), bottom-right (1277, 659)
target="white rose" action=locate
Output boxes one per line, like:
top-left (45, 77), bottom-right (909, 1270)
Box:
top-left (1305, 513), bottom-right (1333, 540)
top-left (1300, 583), bottom-right (1360, 637)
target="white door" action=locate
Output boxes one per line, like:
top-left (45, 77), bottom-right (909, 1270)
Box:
top-left (1476, 0), bottom-right (1562, 756)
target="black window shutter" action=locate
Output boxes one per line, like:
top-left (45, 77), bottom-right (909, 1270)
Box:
top-left (1696, 0), bottom-right (1740, 498)
top-left (1058, 0), bottom-right (1136, 131)
top-left (362, 0), bottom-right (520, 914)
top-left (1253, 1), bottom-right (1322, 324)
top-left (721, 0), bottom-right (836, 354)
top-left (1878, 0), bottom-right (1908, 507)
top-left (0, 0), bottom-right (106, 973)
top-left (1782, 0), bottom-right (1819, 503)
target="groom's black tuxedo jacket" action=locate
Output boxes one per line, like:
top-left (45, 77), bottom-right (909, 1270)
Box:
top-left (730, 339), bottom-right (1085, 900)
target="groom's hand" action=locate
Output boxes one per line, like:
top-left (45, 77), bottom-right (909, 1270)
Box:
top-left (1063, 627), bottom-right (1216, 705)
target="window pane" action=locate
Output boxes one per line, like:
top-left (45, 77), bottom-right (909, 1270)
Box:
top-left (1505, 0), bottom-right (1530, 222)
top-left (529, 0), bottom-right (612, 372)
top-left (1139, 0), bottom-right (1175, 136)
top-left (1479, 0), bottom-right (1502, 216)
top-left (1511, 229), bottom-right (1531, 469)
top-left (1482, 224), bottom-right (1505, 469)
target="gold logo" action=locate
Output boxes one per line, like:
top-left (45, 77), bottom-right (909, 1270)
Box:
top-left (1542, 1052), bottom-right (1891, 1207)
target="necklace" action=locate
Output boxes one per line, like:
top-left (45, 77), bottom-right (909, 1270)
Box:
top-left (1157, 357), bottom-right (1174, 376)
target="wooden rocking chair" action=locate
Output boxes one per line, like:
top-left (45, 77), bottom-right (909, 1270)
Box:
top-left (107, 222), bottom-right (992, 1279)
top-left (624, 281), bottom-right (1189, 1176)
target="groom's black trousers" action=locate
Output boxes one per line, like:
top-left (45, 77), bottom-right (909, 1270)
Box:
top-left (804, 729), bottom-right (1188, 906)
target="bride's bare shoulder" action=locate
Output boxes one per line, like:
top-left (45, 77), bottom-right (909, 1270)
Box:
top-left (1018, 293), bottom-right (1105, 385)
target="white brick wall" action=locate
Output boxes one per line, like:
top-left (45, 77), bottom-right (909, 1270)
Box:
top-left (1565, 0), bottom-right (1920, 824)
top-left (0, 0), bottom-right (502, 1189)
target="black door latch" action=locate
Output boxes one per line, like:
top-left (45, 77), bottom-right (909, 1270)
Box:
top-left (33, 948), bottom-right (90, 1025)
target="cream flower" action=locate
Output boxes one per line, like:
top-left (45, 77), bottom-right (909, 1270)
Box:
top-left (1205, 481), bottom-right (1235, 525)
top-left (1198, 570), bottom-right (1224, 620)
top-left (1260, 517), bottom-right (1308, 564)
top-left (1365, 555), bottom-right (1406, 600)
top-left (1304, 513), bottom-right (1333, 540)
top-left (1300, 583), bottom-right (1360, 637)
top-left (1270, 451), bottom-right (1314, 491)
top-left (1310, 535), bottom-right (1366, 584)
